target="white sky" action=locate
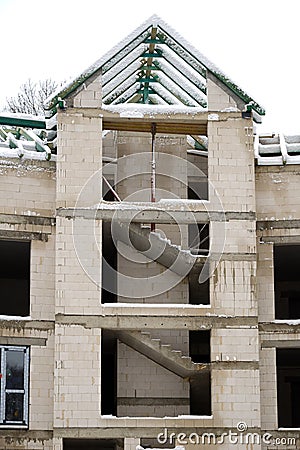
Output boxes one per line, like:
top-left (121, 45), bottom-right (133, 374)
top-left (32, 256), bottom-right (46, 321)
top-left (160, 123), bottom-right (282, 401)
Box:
top-left (0, 0), bottom-right (299, 134)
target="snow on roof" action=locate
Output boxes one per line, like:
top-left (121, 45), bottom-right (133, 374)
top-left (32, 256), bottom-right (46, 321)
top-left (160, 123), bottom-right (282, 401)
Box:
top-left (45, 14), bottom-right (265, 115)
top-left (0, 115), bottom-right (57, 160)
top-left (255, 132), bottom-right (300, 165)
top-left (0, 111), bottom-right (45, 122)
top-left (102, 103), bottom-right (205, 116)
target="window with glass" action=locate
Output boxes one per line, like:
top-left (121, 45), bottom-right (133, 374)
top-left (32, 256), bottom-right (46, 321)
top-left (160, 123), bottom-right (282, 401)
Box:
top-left (0, 346), bottom-right (29, 427)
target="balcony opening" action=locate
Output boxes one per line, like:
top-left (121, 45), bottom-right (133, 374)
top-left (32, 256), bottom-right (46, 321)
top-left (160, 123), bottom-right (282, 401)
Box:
top-left (188, 223), bottom-right (209, 305)
top-left (102, 180), bottom-right (117, 303)
top-left (188, 223), bottom-right (209, 256)
top-left (101, 330), bottom-right (117, 415)
top-left (188, 269), bottom-right (210, 305)
top-left (189, 330), bottom-right (210, 363)
top-left (187, 150), bottom-right (208, 201)
top-left (189, 330), bottom-right (211, 415)
top-left (277, 348), bottom-right (300, 427)
top-left (274, 244), bottom-right (300, 319)
top-left (190, 372), bottom-right (211, 415)
top-left (0, 240), bottom-right (30, 317)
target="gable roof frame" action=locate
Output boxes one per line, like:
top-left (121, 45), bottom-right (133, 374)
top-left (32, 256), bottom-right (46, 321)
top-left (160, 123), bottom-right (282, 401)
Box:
top-left (45, 14), bottom-right (265, 118)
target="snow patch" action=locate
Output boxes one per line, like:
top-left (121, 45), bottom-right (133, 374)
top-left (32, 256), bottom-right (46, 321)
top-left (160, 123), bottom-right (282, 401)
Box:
top-left (274, 319), bottom-right (300, 325)
top-left (0, 315), bottom-right (32, 321)
top-left (102, 103), bottom-right (205, 116)
top-left (208, 113), bottom-right (219, 121)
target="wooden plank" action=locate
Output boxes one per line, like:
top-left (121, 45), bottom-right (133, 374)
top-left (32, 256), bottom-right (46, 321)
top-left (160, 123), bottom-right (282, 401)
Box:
top-left (103, 119), bottom-right (207, 135)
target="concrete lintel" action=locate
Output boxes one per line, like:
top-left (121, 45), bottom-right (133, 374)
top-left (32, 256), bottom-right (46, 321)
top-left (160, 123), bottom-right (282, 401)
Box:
top-left (0, 230), bottom-right (49, 242)
top-left (55, 314), bottom-right (257, 329)
top-left (221, 253), bottom-right (256, 261)
top-left (0, 336), bottom-right (47, 346)
top-left (259, 235), bottom-right (300, 244)
top-left (211, 361), bottom-right (259, 370)
top-left (0, 319), bottom-right (54, 331)
top-left (261, 340), bottom-right (300, 348)
top-left (259, 322), bottom-right (300, 333)
top-left (99, 107), bottom-right (241, 124)
top-left (117, 397), bottom-right (190, 406)
top-left (257, 219), bottom-right (300, 230)
top-left (0, 213), bottom-right (55, 227)
top-left (0, 430), bottom-right (53, 440)
top-left (57, 206), bottom-right (255, 224)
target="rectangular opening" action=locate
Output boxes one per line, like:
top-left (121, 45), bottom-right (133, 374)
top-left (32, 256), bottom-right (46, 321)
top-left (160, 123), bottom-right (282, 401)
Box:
top-left (274, 244), bottom-right (300, 319)
top-left (187, 150), bottom-right (208, 201)
top-left (0, 240), bottom-right (30, 316)
top-left (189, 330), bottom-right (210, 363)
top-left (188, 223), bottom-right (209, 305)
top-left (102, 181), bottom-right (117, 303)
top-left (190, 372), bottom-right (211, 415)
top-left (188, 223), bottom-right (209, 255)
top-left (188, 267), bottom-right (210, 305)
top-left (101, 330), bottom-right (117, 415)
top-left (277, 348), bottom-right (300, 427)
top-left (189, 330), bottom-right (211, 415)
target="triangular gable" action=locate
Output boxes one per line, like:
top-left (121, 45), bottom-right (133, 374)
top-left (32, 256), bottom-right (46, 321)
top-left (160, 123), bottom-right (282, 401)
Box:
top-left (45, 14), bottom-right (265, 116)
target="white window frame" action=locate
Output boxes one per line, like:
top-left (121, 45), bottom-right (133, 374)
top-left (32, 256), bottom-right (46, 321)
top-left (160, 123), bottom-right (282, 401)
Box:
top-left (0, 346), bottom-right (29, 428)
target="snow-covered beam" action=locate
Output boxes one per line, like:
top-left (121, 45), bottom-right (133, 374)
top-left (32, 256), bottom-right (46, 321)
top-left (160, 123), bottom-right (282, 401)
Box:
top-left (102, 30), bottom-right (150, 75)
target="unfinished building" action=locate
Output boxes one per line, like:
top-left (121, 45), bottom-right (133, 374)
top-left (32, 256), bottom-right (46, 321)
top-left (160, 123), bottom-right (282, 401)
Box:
top-left (0, 14), bottom-right (299, 450)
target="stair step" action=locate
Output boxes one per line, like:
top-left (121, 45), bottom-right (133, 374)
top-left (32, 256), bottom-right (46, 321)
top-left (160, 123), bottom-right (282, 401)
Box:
top-left (116, 330), bottom-right (205, 378)
top-left (181, 356), bottom-right (192, 362)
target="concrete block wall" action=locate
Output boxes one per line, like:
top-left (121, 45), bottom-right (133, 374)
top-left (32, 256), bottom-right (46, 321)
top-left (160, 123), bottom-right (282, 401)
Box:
top-left (54, 324), bottom-right (101, 427)
top-left (0, 157), bottom-right (56, 445)
top-left (72, 75), bottom-right (102, 109)
top-left (117, 343), bottom-right (189, 417)
top-left (56, 111), bottom-right (102, 208)
top-left (54, 107), bottom-right (103, 431)
top-left (31, 236), bottom-right (56, 321)
top-left (0, 158), bottom-right (55, 216)
top-left (212, 369), bottom-right (260, 428)
top-left (211, 328), bottom-right (259, 362)
top-left (256, 241), bottom-right (275, 322)
top-left (259, 348), bottom-right (278, 430)
top-left (256, 165), bottom-right (300, 434)
top-left (29, 333), bottom-right (55, 430)
top-left (207, 116), bottom-right (260, 428)
top-left (116, 132), bottom-right (188, 202)
top-left (207, 77), bottom-right (238, 111)
top-left (211, 259), bottom-right (257, 316)
top-left (56, 216), bottom-right (101, 315)
top-left (208, 118), bottom-right (255, 212)
top-left (103, 130), bottom-right (117, 160)
top-left (56, 109), bottom-right (102, 314)
top-left (256, 166), bottom-right (300, 219)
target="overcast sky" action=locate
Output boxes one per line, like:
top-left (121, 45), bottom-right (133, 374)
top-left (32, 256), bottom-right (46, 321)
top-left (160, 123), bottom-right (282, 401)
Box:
top-left (0, 0), bottom-right (299, 134)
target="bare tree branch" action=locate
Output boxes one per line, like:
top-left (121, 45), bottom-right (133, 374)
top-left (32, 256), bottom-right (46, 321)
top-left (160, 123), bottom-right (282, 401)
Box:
top-left (5, 78), bottom-right (58, 116)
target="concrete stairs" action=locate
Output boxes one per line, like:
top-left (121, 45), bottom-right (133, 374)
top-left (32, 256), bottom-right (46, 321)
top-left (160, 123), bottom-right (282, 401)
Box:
top-left (112, 221), bottom-right (206, 276)
top-left (115, 329), bottom-right (209, 378)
